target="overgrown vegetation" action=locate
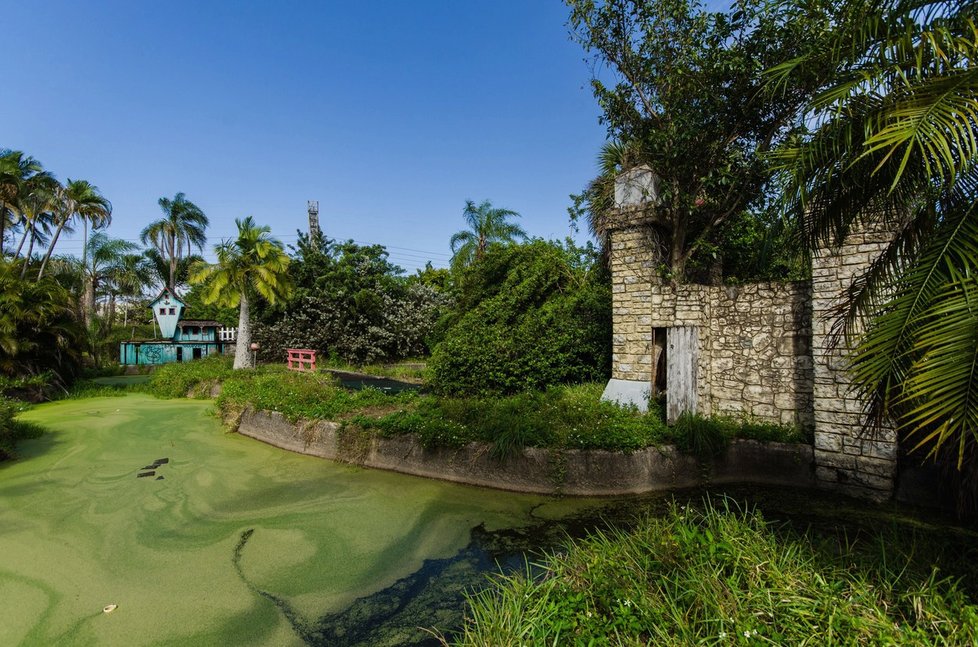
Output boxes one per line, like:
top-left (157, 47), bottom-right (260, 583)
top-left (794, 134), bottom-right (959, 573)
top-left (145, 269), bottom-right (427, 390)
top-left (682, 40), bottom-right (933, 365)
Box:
top-left (143, 360), bottom-right (804, 456)
top-left (354, 384), bottom-right (666, 454)
top-left (217, 367), bottom-right (400, 422)
top-left (429, 240), bottom-right (611, 395)
top-left (0, 262), bottom-right (85, 388)
top-left (672, 412), bottom-right (808, 459)
top-left (0, 397), bottom-right (42, 459)
top-left (253, 235), bottom-right (450, 366)
top-left (451, 497), bottom-right (978, 645)
top-left (148, 354), bottom-right (235, 398)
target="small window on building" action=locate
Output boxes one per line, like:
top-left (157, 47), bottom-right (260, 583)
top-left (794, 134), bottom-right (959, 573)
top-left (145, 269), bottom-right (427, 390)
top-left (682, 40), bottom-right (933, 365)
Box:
top-left (169, 307), bottom-right (176, 315)
top-left (159, 307), bottom-right (165, 315)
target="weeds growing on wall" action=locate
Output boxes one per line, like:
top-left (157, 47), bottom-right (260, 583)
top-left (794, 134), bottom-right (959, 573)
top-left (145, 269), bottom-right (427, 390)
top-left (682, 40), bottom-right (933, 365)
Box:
top-left (450, 497), bottom-right (978, 645)
top-left (140, 360), bottom-right (811, 457)
top-left (669, 412), bottom-right (806, 461)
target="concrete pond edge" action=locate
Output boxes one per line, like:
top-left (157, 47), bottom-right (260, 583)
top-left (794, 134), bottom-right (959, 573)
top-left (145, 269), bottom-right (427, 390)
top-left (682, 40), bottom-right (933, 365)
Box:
top-left (231, 407), bottom-right (815, 496)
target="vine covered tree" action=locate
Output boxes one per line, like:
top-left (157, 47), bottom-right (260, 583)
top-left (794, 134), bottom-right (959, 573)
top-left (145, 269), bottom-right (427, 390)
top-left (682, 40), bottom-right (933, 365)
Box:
top-left (141, 192), bottom-right (209, 292)
top-left (449, 199), bottom-right (527, 272)
top-left (190, 217), bottom-right (292, 369)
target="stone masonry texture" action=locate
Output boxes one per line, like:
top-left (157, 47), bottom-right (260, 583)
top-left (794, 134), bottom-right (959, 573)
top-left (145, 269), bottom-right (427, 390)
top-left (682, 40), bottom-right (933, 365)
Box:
top-left (607, 219), bottom-right (898, 500)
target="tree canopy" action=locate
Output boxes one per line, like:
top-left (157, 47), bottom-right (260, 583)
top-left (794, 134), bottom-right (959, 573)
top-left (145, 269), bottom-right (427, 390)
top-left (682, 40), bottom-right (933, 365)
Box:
top-left (768, 0), bottom-right (978, 469)
top-left (567, 0), bottom-right (830, 281)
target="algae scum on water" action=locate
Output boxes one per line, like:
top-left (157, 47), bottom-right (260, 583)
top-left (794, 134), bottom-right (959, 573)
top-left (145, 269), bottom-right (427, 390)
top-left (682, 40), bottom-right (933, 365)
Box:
top-left (0, 394), bottom-right (603, 646)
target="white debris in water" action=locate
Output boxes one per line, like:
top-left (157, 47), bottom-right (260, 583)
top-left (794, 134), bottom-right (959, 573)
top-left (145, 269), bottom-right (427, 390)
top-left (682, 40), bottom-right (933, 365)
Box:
top-left (102, 604), bottom-right (117, 614)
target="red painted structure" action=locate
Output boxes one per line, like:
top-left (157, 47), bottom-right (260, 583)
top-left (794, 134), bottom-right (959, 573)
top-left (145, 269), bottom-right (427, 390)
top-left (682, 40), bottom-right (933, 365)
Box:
top-left (286, 349), bottom-right (317, 372)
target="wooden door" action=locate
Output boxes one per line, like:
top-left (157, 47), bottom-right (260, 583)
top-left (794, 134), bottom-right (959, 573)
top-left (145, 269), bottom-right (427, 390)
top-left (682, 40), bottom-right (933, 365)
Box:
top-left (666, 326), bottom-right (699, 424)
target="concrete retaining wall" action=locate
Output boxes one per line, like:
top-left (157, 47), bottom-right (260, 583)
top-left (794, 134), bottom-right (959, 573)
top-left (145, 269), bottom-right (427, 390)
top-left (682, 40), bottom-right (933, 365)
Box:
top-left (234, 408), bottom-right (815, 496)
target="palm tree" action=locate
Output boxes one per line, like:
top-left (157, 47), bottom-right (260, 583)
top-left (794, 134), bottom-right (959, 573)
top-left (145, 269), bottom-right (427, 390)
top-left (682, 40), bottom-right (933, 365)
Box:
top-left (140, 192), bottom-right (209, 292)
top-left (768, 0), bottom-right (978, 466)
top-left (190, 217), bottom-right (292, 369)
top-left (449, 199), bottom-right (527, 272)
top-left (0, 150), bottom-right (45, 257)
top-left (0, 261), bottom-right (84, 382)
top-left (12, 178), bottom-right (58, 278)
top-left (38, 179), bottom-right (112, 280)
top-left (143, 248), bottom-right (203, 292)
top-left (108, 253), bottom-right (154, 328)
top-left (80, 233), bottom-right (138, 329)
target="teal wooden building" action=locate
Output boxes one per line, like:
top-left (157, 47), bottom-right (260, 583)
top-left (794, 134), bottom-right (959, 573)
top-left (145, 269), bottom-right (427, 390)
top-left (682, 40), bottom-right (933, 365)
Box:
top-left (119, 288), bottom-right (232, 366)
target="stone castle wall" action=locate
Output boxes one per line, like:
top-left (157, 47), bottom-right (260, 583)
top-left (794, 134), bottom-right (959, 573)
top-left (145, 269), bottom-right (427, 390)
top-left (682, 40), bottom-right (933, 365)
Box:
top-left (607, 219), bottom-right (897, 500)
top-left (609, 224), bottom-right (813, 428)
top-left (810, 228), bottom-right (897, 500)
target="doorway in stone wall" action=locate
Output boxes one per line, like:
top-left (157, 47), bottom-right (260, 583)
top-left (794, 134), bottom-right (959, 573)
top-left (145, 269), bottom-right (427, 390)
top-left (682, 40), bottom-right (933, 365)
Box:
top-left (666, 326), bottom-right (699, 424)
top-left (651, 328), bottom-right (667, 397)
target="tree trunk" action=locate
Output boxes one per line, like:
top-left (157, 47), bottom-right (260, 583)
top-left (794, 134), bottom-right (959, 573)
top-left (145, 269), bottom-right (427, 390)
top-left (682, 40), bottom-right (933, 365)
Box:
top-left (233, 292), bottom-right (253, 369)
top-left (670, 210), bottom-right (688, 283)
top-left (107, 293), bottom-right (117, 330)
top-left (83, 276), bottom-right (96, 329)
top-left (20, 232), bottom-right (36, 279)
top-left (37, 217), bottom-right (68, 280)
top-left (81, 221), bottom-right (88, 268)
top-left (168, 233), bottom-right (177, 292)
top-left (14, 226), bottom-right (29, 259)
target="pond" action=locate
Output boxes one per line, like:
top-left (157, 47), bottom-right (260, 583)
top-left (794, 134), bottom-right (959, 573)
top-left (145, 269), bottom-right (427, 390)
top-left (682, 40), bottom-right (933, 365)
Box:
top-left (3, 394), bottom-right (974, 646)
top-left (0, 394), bottom-right (611, 646)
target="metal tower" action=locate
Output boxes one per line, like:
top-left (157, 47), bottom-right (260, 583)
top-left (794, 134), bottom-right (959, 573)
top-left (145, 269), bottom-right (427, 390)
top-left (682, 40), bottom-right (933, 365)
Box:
top-left (307, 200), bottom-right (321, 240)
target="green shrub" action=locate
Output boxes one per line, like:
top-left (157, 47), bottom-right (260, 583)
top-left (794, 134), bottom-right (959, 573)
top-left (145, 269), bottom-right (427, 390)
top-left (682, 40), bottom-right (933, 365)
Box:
top-left (217, 367), bottom-right (407, 422)
top-left (453, 498), bottom-right (978, 645)
top-left (355, 384), bottom-right (669, 455)
top-left (428, 240), bottom-right (611, 396)
top-left (148, 355), bottom-right (235, 398)
top-left (0, 397), bottom-right (42, 460)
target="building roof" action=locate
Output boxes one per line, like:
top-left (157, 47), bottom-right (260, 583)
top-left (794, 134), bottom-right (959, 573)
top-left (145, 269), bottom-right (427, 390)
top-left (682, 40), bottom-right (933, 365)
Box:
top-left (149, 287), bottom-right (184, 306)
top-left (177, 320), bottom-right (223, 328)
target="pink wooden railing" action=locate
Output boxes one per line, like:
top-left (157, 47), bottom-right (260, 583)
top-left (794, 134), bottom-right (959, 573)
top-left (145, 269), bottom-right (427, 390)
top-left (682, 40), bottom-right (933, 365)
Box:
top-left (286, 348), bottom-right (317, 372)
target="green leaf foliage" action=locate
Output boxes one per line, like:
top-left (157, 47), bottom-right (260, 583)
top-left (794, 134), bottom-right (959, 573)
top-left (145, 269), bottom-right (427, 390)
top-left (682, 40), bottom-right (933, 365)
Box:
top-left (567, 0), bottom-right (830, 280)
top-left (252, 235), bottom-right (450, 365)
top-left (454, 498), bottom-right (978, 645)
top-left (768, 0), bottom-right (978, 469)
top-left (428, 240), bottom-right (611, 395)
top-left (0, 260), bottom-right (84, 386)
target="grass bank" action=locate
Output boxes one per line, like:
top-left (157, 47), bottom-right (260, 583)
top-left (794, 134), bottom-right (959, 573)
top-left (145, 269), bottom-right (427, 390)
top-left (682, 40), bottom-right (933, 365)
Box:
top-left (450, 497), bottom-right (978, 645)
top-left (138, 357), bottom-right (807, 456)
top-left (0, 397), bottom-right (43, 459)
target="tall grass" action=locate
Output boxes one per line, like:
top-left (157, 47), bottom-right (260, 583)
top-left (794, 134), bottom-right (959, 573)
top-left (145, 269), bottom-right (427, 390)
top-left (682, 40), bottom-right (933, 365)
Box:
top-left (148, 354), bottom-right (235, 398)
top-left (141, 359), bottom-right (810, 455)
top-left (217, 366), bottom-right (403, 422)
top-left (451, 498), bottom-right (978, 645)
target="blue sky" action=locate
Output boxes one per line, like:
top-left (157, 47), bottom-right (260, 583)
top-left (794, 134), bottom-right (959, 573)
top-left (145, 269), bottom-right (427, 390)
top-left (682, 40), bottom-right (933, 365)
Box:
top-left (3, 1), bottom-right (610, 272)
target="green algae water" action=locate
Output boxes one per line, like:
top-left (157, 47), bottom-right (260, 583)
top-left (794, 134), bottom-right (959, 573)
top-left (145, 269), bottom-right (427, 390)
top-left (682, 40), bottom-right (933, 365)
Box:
top-left (0, 394), bottom-right (603, 646)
